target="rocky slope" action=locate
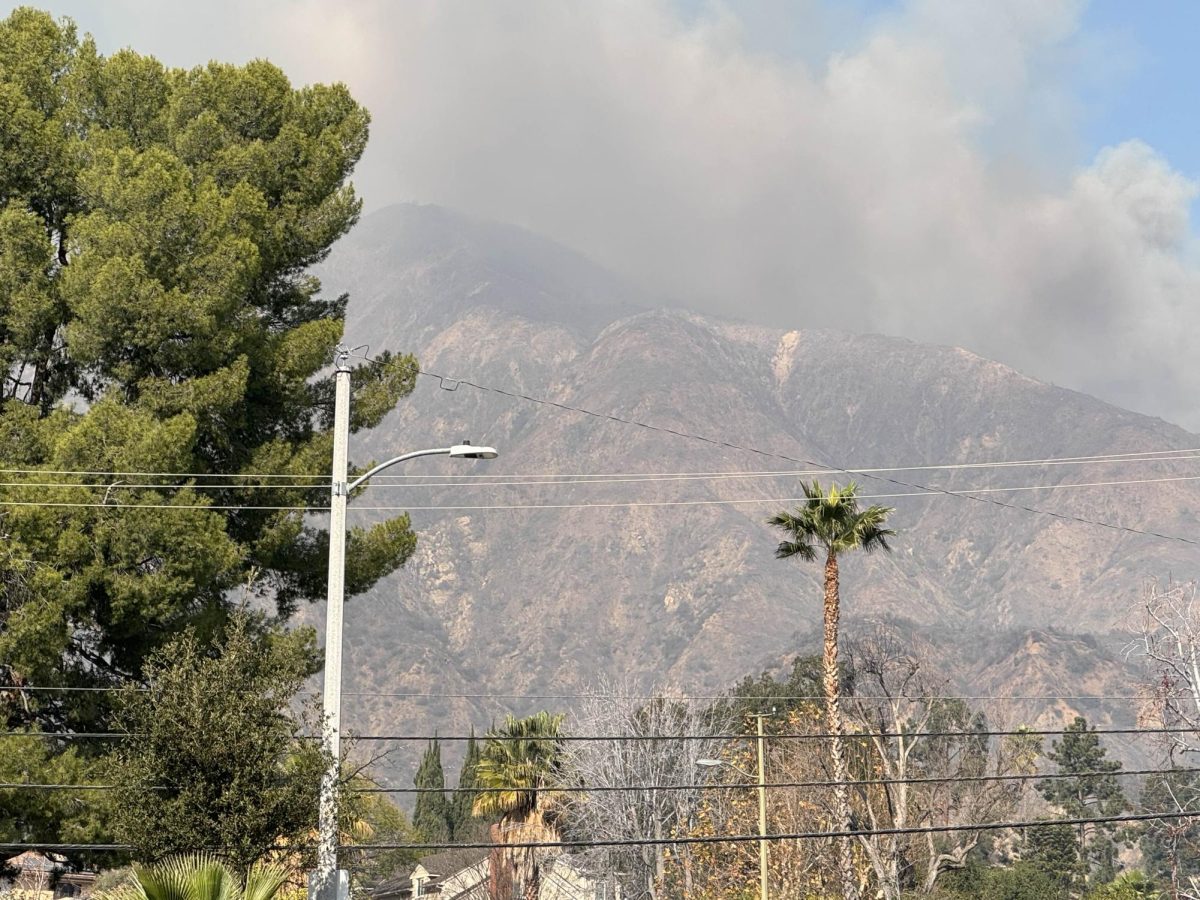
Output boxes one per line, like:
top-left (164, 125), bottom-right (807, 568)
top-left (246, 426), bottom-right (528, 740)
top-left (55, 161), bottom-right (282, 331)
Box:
top-left (311, 203), bottom-right (1197, 776)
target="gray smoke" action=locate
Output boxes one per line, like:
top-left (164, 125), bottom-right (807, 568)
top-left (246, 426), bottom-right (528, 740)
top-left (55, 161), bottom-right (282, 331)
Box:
top-left (37, 0), bottom-right (1200, 427)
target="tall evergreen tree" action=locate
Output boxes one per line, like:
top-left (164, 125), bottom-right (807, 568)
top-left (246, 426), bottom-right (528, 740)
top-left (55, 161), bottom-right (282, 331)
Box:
top-left (412, 739), bottom-right (451, 843)
top-left (449, 728), bottom-right (483, 840)
top-left (0, 8), bottom-right (419, 851)
top-left (0, 6), bottom-right (418, 736)
top-left (1038, 716), bottom-right (1127, 886)
top-left (1025, 822), bottom-right (1084, 893)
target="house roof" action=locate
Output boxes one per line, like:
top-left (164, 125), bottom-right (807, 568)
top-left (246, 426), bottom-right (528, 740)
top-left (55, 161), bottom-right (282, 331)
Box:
top-left (368, 849), bottom-right (489, 899)
top-left (6, 851), bottom-right (63, 872)
top-left (415, 849), bottom-right (488, 878)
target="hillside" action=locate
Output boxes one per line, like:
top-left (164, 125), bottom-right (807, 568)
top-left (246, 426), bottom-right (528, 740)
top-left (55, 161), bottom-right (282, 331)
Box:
top-left (311, 204), bottom-right (1197, 777)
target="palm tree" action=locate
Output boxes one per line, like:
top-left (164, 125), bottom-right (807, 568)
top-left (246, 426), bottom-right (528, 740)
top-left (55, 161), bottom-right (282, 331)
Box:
top-left (769, 481), bottom-right (894, 900)
top-left (96, 854), bottom-right (289, 900)
top-left (472, 711), bottom-right (565, 900)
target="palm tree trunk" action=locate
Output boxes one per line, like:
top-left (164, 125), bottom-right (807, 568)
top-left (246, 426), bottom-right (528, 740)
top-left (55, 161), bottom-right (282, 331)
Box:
top-left (489, 821), bottom-right (514, 900)
top-left (823, 550), bottom-right (860, 900)
top-left (523, 849), bottom-right (540, 900)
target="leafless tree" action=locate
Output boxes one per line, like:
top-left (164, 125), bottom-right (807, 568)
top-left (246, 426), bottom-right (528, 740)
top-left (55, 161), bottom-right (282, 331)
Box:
top-left (554, 680), bottom-right (733, 900)
top-left (1134, 579), bottom-right (1200, 754)
top-left (844, 627), bottom-right (1039, 899)
top-left (1130, 578), bottom-right (1200, 900)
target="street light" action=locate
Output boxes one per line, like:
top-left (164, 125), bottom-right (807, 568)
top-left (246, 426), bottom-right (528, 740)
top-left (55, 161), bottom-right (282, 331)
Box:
top-left (312, 351), bottom-right (499, 900)
top-left (696, 712), bottom-right (771, 900)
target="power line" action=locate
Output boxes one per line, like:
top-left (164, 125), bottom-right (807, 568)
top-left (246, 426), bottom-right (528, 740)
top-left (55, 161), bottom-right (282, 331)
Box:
top-left (7, 808), bottom-right (1200, 855)
top-left (346, 807), bottom-right (1200, 851)
top-left (342, 725), bottom-right (1200, 742)
top-left (0, 783), bottom-right (166, 791)
top-left (0, 481), bottom-right (324, 491)
top-left (5, 472), bottom-right (1200, 516)
top-left (5, 765), bottom-right (1197, 796)
top-left (0, 500), bottom-right (315, 511)
top-left (2, 684), bottom-right (1164, 702)
top-left (354, 766), bottom-right (1200, 794)
top-left (414, 368), bottom-right (1200, 545)
top-left (5, 450), bottom-right (1200, 492)
top-left (0, 843), bottom-right (131, 852)
top-left (4, 446), bottom-right (1200, 483)
top-left (337, 691), bottom-right (1154, 702)
top-left (12, 725), bottom-right (1186, 742)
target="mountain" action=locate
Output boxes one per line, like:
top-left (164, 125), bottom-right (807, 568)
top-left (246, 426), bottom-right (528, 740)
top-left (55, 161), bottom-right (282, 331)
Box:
top-left (312, 203), bottom-right (1195, 776)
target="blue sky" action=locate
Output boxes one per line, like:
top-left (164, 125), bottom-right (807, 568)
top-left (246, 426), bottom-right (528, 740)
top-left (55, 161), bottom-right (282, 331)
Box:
top-left (1078, 0), bottom-right (1200, 179)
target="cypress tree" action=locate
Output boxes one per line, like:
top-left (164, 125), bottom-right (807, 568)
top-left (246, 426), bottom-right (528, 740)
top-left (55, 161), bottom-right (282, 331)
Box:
top-left (450, 728), bottom-right (482, 840)
top-left (413, 739), bottom-right (451, 843)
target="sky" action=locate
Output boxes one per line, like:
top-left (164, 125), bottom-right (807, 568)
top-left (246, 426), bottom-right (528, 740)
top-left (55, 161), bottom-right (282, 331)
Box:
top-left (16, 0), bottom-right (1200, 429)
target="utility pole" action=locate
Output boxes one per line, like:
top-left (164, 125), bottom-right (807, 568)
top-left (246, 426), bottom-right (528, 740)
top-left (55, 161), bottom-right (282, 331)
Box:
top-left (696, 710), bottom-right (773, 900)
top-left (752, 712), bottom-right (770, 900)
top-left (308, 348), bottom-right (498, 900)
top-left (313, 350), bottom-right (351, 900)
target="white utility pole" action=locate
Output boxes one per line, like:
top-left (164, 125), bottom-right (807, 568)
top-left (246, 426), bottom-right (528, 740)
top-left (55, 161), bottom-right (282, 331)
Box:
top-left (314, 350), bottom-right (351, 900)
top-left (310, 348), bottom-right (498, 900)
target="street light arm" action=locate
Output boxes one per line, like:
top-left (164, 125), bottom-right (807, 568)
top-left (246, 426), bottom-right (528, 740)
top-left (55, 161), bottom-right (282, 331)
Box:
top-left (343, 448), bottom-right (453, 494)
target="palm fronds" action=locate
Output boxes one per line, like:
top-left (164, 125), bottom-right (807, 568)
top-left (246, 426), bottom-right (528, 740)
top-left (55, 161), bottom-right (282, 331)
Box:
top-left (472, 711), bottom-right (565, 820)
top-left (768, 480), bottom-right (895, 557)
top-left (96, 854), bottom-right (289, 900)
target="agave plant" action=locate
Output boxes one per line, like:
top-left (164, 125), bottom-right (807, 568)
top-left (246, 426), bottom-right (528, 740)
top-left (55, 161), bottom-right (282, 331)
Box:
top-left (97, 854), bottom-right (290, 900)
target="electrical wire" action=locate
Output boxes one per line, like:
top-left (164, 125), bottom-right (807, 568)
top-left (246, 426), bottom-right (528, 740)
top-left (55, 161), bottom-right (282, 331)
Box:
top-left (5, 472), bottom-right (1200, 519)
top-left (0, 686), bottom-right (1171, 710)
top-left (6, 725), bottom-right (1196, 741)
top-left (1, 684), bottom-right (1166, 702)
top-left (4, 446), bottom-right (1200, 483)
top-left (342, 725), bottom-right (1200, 742)
top-left (6, 810), bottom-right (1200, 855)
top-left (5, 450), bottom-right (1200, 491)
top-left (347, 807), bottom-right (1200, 851)
top-left (354, 766), bottom-right (1200, 794)
top-left (4, 765), bottom-right (1198, 795)
top-left (412, 367), bottom-right (1200, 545)
top-left (335, 692), bottom-right (1156, 702)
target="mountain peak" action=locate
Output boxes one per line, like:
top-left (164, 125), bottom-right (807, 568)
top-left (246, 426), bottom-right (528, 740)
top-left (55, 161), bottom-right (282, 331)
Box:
top-left (327, 203), bottom-right (647, 343)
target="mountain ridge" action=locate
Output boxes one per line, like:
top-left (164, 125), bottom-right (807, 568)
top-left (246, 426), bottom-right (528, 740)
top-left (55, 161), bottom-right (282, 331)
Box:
top-left (309, 203), bottom-right (1195, 776)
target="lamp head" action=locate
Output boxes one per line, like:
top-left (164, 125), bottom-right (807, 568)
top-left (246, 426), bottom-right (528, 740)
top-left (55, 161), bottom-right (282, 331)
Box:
top-left (449, 441), bottom-right (499, 460)
top-left (695, 759), bottom-right (723, 768)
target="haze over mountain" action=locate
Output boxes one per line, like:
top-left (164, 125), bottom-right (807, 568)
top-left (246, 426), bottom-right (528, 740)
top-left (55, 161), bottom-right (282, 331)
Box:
top-left (313, 203), bottom-right (1198, 776)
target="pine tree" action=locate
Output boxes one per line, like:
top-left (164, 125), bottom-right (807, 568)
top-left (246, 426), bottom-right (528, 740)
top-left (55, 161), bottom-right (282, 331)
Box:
top-left (0, 7), bottom-right (418, 852)
top-left (1025, 822), bottom-right (1083, 892)
top-left (0, 6), bottom-right (418, 733)
top-left (1038, 716), bottom-right (1127, 886)
top-left (413, 739), bottom-right (451, 843)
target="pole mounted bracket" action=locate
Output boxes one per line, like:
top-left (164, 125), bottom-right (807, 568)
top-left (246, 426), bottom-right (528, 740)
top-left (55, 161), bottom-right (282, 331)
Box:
top-left (331, 481), bottom-right (348, 498)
